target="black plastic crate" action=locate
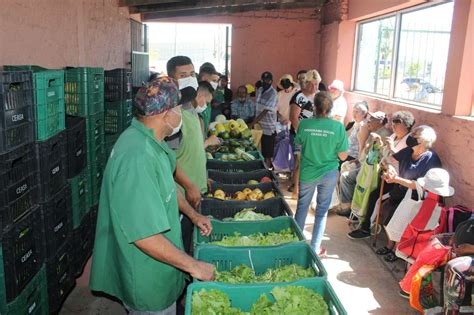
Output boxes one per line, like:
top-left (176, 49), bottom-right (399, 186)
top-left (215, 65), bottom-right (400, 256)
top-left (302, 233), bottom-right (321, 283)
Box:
top-left (199, 197), bottom-right (292, 220)
top-left (0, 172), bottom-right (38, 232)
top-left (40, 184), bottom-right (72, 259)
top-left (89, 204), bottom-right (98, 239)
top-left (104, 68), bottom-right (132, 102)
top-left (1, 207), bottom-right (44, 303)
top-left (0, 143), bottom-right (37, 193)
top-left (65, 116), bottom-right (87, 178)
top-left (72, 211), bottom-right (93, 277)
top-left (206, 159), bottom-right (267, 172)
top-left (35, 130), bottom-right (68, 202)
top-left (0, 71), bottom-right (35, 154)
top-left (208, 169), bottom-right (278, 185)
top-left (46, 240), bottom-right (75, 313)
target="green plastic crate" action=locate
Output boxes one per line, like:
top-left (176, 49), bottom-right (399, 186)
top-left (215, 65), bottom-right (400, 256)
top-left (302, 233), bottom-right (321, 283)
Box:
top-left (104, 99), bottom-right (132, 134)
top-left (193, 216), bottom-right (305, 248)
top-left (68, 170), bottom-right (88, 229)
top-left (105, 133), bottom-right (120, 159)
top-left (194, 242), bottom-right (327, 280)
top-left (4, 266), bottom-right (48, 315)
top-left (85, 111), bottom-right (105, 165)
top-left (86, 160), bottom-right (104, 208)
top-left (4, 66), bottom-right (66, 141)
top-left (64, 67), bottom-right (104, 117)
top-left (185, 278), bottom-right (347, 315)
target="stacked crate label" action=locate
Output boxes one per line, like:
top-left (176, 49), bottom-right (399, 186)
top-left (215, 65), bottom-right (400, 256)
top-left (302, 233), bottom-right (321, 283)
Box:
top-left (0, 71), bottom-right (35, 154)
top-left (35, 130), bottom-right (67, 203)
top-left (0, 143), bottom-right (38, 232)
top-left (0, 207), bottom-right (44, 308)
top-left (3, 66), bottom-right (66, 141)
top-left (40, 184), bottom-right (72, 259)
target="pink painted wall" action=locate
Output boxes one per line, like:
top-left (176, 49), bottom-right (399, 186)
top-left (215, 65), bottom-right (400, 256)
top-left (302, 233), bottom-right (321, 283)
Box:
top-left (320, 0), bottom-right (474, 207)
top-left (0, 0), bottom-right (132, 70)
top-left (146, 9), bottom-right (321, 91)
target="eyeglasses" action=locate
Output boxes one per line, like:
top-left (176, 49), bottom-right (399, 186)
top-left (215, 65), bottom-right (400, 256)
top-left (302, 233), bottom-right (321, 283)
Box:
top-left (392, 119), bottom-right (402, 125)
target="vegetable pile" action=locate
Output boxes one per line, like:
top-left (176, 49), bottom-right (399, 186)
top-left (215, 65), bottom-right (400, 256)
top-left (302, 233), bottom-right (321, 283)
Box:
top-left (215, 264), bottom-right (315, 284)
top-left (225, 208), bottom-right (272, 221)
top-left (191, 286), bottom-right (329, 315)
top-left (211, 228), bottom-right (298, 247)
top-left (209, 188), bottom-right (276, 201)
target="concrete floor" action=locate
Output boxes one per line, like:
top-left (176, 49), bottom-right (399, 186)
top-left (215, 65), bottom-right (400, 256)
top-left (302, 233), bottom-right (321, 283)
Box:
top-left (60, 178), bottom-right (417, 315)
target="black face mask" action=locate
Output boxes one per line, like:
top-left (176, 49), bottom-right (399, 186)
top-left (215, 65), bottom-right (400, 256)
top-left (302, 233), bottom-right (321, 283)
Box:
top-left (262, 82), bottom-right (272, 91)
top-left (406, 135), bottom-right (419, 148)
top-left (280, 79), bottom-right (292, 90)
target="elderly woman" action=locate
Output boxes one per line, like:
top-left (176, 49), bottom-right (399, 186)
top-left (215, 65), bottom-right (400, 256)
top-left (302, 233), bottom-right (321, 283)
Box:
top-left (347, 111), bottom-right (416, 231)
top-left (294, 92), bottom-right (349, 256)
top-left (288, 69), bottom-right (322, 198)
top-left (372, 125), bottom-right (442, 262)
top-left (345, 101), bottom-right (370, 162)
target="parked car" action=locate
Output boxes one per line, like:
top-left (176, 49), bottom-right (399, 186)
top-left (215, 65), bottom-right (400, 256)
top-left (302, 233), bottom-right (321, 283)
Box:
top-left (400, 78), bottom-right (441, 93)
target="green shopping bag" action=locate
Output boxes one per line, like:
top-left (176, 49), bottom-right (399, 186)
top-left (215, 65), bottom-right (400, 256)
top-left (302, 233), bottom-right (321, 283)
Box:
top-left (351, 145), bottom-right (381, 221)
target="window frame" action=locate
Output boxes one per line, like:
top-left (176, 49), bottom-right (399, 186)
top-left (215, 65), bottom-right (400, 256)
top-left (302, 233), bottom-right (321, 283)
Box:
top-left (351, 1), bottom-right (453, 111)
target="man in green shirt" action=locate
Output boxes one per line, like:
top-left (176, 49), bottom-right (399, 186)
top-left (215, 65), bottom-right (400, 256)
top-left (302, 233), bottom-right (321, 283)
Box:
top-left (294, 92), bottom-right (349, 256)
top-left (90, 77), bottom-right (215, 314)
top-left (198, 63), bottom-right (220, 135)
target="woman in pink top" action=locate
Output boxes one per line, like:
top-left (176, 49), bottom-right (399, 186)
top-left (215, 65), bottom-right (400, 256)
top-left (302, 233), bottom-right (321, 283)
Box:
top-left (276, 74), bottom-right (297, 127)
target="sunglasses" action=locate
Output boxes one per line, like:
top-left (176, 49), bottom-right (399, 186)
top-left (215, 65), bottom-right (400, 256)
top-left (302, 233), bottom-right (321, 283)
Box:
top-left (392, 119), bottom-right (402, 125)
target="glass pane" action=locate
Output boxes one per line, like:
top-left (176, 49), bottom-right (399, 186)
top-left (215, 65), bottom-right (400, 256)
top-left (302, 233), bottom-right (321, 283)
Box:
top-left (394, 2), bottom-right (453, 106)
top-left (354, 16), bottom-right (396, 95)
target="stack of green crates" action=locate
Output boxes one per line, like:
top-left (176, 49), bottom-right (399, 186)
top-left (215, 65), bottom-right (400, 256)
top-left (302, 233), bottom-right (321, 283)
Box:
top-left (104, 99), bottom-right (132, 157)
top-left (3, 65), bottom-right (65, 141)
top-left (65, 67), bottom-right (104, 209)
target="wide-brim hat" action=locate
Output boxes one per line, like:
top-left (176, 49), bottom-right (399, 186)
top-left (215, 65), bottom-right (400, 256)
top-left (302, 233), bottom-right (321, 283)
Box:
top-left (417, 168), bottom-right (455, 197)
top-left (277, 74), bottom-right (295, 90)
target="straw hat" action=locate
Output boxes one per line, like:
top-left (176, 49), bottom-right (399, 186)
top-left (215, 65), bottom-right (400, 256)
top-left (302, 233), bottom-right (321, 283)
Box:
top-left (277, 74), bottom-right (295, 90)
top-left (417, 168), bottom-right (455, 197)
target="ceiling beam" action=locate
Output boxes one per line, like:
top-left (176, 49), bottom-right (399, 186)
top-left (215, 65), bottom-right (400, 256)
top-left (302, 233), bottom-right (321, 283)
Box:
top-left (124, 0), bottom-right (186, 6)
top-left (137, 1), bottom-right (322, 19)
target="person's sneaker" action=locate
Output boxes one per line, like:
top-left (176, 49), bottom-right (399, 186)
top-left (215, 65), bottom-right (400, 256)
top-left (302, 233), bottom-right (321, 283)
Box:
top-left (399, 290), bottom-right (410, 299)
top-left (347, 229), bottom-right (371, 240)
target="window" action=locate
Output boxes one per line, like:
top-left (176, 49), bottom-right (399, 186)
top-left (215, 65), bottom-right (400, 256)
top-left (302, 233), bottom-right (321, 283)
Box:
top-left (353, 2), bottom-right (454, 108)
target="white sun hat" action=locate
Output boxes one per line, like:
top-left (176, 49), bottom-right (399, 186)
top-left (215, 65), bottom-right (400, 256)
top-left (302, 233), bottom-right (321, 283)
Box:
top-left (417, 168), bottom-right (455, 197)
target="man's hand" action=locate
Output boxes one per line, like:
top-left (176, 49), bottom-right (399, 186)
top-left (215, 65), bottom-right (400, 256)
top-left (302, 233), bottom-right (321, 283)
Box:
top-left (192, 213), bottom-right (213, 236)
top-left (204, 135), bottom-right (221, 148)
top-left (190, 261), bottom-right (215, 281)
top-left (207, 178), bottom-right (214, 192)
top-left (185, 184), bottom-right (202, 209)
top-left (454, 244), bottom-right (474, 257)
top-left (383, 166), bottom-right (398, 183)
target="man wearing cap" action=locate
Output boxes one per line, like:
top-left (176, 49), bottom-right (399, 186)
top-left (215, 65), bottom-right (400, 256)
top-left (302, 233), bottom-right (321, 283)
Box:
top-left (230, 85), bottom-right (256, 123)
top-left (250, 71), bottom-right (278, 168)
top-left (328, 79), bottom-right (347, 124)
top-left (90, 77), bottom-right (215, 314)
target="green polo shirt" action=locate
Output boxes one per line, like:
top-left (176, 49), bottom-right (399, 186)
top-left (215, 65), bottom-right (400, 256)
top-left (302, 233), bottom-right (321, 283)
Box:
top-left (295, 117), bottom-right (349, 183)
top-left (198, 102), bottom-right (211, 136)
top-left (89, 118), bottom-right (185, 312)
top-left (176, 106), bottom-right (207, 193)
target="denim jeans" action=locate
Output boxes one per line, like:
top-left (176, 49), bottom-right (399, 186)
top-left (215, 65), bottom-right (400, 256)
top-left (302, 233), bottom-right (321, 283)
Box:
top-left (339, 166), bottom-right (360, 204)
top-left (294, 170), bottom-right (338, 252)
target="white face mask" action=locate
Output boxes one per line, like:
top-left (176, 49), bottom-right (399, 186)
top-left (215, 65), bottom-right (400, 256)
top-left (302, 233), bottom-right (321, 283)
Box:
top-left (195, 103), bottom-right (207, 114)
top-left (166, 109), bottom-right (183, 136)
top-left (178, 76), bottom-right (198, 91)
top-left (210, 81), bottom-right (218, 90)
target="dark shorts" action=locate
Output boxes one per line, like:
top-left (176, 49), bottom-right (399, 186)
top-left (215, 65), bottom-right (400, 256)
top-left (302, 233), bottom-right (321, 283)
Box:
top-left (261, 133), bottom-right (276, 159)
